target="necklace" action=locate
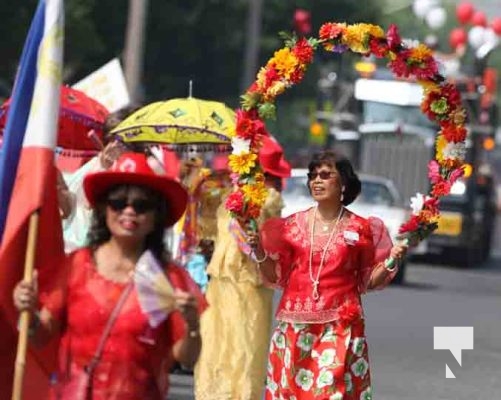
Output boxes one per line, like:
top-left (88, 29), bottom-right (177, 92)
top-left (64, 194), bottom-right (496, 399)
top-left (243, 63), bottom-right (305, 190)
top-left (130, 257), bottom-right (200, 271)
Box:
top-left (309, 206), bottom-right (344, 301)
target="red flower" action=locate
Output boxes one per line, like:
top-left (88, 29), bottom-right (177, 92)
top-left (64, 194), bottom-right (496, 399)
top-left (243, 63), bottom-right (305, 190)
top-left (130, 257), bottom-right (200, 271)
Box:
top-left (369, 37), bottom-right (389, 58)
top-left (410, 57), bottom-right (439, 80)
top-left (428, 160), bottom-right (441, 184)
top-left (247, 82), bottom-right (259, 93)
top-left (388, 51), bottom-right (411, 78)
top-left (235, 109), bottom-right (267, 140)
top-left (246, 202), bottom-right (261, 219)
top-left (423, 197), bottom-right (440, 214)
top-left (338, 301), bottom-right (361, 325)
top-left (319, 23), bottom-right (344, 41)
top-left (225, 191), bottom-right (245, 214)
top-left (399, 215), bottom-right (420, 234)
top-left (440, 124), bottom-right (467, 143)
top-left (440, 84), bottom-right (462, 108)
top-left (293, 38), bottom-right (314, 64)
top-left (449, 167), bottom-right (464, 184)
top-left (431, 180), bottom-right (452, 197)
top-left (386, 24), bottom-right (402, 50)
top-left (289, 67), bottom-right (305, 84)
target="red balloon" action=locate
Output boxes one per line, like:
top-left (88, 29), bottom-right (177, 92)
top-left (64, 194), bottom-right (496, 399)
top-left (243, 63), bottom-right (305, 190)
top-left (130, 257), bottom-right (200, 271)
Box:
top-left (449, 27), bottom-right (467, 49)
top-left (491, 17), bottom-right (501, 36)
top-left (456, 2), bottom-right (475, 25)
top-left (293, 9), bottom-right (311, 35)
top-left (471, 11), bottom-right (487, 27)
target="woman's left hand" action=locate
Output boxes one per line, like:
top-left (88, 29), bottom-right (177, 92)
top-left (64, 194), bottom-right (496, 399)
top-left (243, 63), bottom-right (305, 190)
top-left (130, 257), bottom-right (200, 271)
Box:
top-left (174, 290), bottom-right (199, 331)
top-left (389, 242), bottom-right (408, 264)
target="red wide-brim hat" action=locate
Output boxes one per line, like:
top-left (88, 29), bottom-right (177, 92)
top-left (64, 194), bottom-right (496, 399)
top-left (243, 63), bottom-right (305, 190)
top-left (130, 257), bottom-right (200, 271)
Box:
top-left (83, 152), bottom-right (188, 227)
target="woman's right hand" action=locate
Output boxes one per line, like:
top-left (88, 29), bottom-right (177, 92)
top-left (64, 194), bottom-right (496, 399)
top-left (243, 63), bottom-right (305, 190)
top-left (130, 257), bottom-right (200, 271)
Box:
top-left (13, 272), bottom-right (38, 313)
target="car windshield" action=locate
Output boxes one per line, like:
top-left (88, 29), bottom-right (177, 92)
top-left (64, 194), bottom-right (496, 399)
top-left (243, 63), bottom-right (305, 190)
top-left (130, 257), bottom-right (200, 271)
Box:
top-left (356, 181), bottom-right (395, 207)
top-left (283, 175), bottom-right (310, 198)
top-left (362, 101), bottom-right (435, 128)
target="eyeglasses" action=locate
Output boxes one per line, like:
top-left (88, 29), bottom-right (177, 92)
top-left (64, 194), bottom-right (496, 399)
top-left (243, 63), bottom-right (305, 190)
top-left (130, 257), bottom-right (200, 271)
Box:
top-left (307, 171), bottom-right (336, 180)
top-left (107, 197), bottom-right (156, 214)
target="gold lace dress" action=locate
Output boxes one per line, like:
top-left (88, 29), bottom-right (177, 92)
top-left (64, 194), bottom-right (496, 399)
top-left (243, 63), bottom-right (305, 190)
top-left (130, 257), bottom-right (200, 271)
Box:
top-left (194, 188), bottom-right (283, 400)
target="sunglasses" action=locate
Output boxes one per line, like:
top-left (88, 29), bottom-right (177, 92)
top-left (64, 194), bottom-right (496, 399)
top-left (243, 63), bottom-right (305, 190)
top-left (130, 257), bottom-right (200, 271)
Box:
top-left (307, 171), bottom-right (336, 180)
top-left (107, 197), bottom-right (156, 214)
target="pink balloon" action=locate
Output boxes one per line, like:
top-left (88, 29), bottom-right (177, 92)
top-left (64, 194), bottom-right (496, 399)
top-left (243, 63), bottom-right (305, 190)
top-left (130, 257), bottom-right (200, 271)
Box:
top-left (491, 17), bottom-right (501, 36)
top-left (471, 11), bottom-right (487, 27)
top-left (456, 2), bottom-right (475, 25)
top-left (449, 27), bottom-right (467, 49)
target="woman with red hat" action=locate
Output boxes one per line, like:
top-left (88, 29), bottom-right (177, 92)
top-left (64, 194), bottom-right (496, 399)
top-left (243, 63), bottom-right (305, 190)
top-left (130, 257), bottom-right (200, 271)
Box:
top-left (194, 142), bottom-right (291, 400)
top-left (13, 152), bottom-right (206, 400)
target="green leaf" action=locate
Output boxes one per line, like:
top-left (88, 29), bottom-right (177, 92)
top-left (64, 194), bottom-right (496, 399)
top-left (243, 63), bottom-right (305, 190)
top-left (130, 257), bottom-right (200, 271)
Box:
top-left (258, 102), bottom-right (277, 120)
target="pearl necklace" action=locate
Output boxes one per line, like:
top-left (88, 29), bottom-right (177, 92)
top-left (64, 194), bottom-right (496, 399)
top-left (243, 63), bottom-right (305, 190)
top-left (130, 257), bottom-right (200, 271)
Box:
top-left (308, 206), bottom-right (344, 301)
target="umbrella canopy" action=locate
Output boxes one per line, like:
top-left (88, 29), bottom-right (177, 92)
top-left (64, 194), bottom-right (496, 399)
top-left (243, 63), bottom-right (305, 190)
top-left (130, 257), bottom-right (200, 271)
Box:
top-left (0, 85), bottom-right (109, 151)
top-left (111, 97), bottom-right (235, 152)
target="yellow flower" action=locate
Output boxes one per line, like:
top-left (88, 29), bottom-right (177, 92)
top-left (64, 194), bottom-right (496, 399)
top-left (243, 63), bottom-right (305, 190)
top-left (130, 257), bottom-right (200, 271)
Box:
top-left (256, 67), bottom-right (268, 91)
top-left (254, 172), bottom-right (265, 183)
top-left (242, 182), bottom-right (268, 206)
top-left (229, 152), bottom-right (258, 175)
top-left (270, 48), bottom-right (299, 80)
top-left (435, 134), bottom-right (447, 164)
top-left (266, 80), bottom-right (287, 99)
top-left (419, 79), bottom-right (440, 93)
top-left (367, 24), bottom-right (385, 39)
top-left (342, 24), bottom-right (375, 53)
top-left (410, 44), bottom-right (433, 62)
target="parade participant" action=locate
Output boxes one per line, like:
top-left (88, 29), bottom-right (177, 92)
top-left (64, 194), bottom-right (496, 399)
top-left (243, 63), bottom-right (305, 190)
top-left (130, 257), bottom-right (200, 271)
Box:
top-left (247, 150), bottom-right (407, 399)
top-left (194, 142), bottom-right (290, 400)
top-left (13, 152), bottom-right (205, 400)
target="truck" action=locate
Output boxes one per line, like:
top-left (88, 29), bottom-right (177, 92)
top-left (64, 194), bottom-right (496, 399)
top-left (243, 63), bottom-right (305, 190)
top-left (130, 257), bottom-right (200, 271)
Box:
top-left (329, 66), bottom-right (498, 267)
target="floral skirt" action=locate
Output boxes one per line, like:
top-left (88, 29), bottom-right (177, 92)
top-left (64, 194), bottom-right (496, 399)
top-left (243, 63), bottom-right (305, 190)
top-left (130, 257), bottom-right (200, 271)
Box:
top-left (265, 319), bottom-right (372, 400)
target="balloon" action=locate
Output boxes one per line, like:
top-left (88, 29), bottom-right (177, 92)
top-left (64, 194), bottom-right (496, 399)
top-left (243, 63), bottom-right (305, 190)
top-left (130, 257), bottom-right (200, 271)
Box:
top-left (456, 2), bottom-right (475, 25)
top-left (491, 17), bottom-right (501, 36)
top-left (412, 0), bottom-right (439, 19)
top-left (449, 27), bottom-right (467, 49)
top-left (425, 7), bottom-right (447, 30)
top-left (471, 11), bottom-right (487, 27)
top-left (468, 26), bottom-right (486, 49)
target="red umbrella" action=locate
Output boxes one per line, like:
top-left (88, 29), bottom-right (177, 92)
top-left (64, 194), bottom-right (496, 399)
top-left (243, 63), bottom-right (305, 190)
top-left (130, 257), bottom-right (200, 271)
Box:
top-left (0, 85), bottom-right (109, 151)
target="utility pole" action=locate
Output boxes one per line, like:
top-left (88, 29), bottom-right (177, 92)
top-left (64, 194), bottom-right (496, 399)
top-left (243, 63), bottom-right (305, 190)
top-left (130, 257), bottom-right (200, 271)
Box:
top-left (241, 0), bottom-right (263, 93)
top-left (123, 0), bottom-right (149, 103)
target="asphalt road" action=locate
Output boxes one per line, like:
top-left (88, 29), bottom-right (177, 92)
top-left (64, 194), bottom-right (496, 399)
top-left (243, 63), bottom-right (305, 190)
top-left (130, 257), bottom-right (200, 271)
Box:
top-left (169, 216), bottom-right (501, 399)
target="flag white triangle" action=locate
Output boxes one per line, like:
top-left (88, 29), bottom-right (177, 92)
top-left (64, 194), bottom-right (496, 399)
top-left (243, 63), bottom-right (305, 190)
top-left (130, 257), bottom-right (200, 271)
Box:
top-left (445, 364), bottom-right (456, 379)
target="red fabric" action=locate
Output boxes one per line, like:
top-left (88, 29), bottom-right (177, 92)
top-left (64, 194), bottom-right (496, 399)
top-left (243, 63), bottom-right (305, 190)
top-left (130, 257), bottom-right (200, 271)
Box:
top-left (42, 249), bottom-right (204, 400)
top-left (260, 209), bottom-right (392, 324)
top-left (265, 318), bottom-right (371, 399)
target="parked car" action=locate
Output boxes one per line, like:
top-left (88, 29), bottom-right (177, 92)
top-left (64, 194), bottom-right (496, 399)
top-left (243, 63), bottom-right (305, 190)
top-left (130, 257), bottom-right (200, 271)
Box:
top-left (282, 169), bottom-right (409, 284)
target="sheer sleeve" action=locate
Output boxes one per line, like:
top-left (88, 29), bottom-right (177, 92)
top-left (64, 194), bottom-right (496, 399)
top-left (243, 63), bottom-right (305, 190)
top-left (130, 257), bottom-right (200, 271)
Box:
top-left (260, 217), bottom-right (294, 287)
top-left (358, 217), bottom-right (394, 293)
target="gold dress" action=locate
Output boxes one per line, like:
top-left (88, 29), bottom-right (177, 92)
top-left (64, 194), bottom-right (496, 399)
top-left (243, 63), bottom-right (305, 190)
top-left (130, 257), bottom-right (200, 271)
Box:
top-left (194, 188), bottom-right (283, 400)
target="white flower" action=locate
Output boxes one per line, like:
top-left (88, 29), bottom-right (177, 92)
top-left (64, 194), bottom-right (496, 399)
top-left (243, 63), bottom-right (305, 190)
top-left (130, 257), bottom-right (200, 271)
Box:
top-left (321, 325), bottom-right (337, 343)
top-left (351, 337), bottom-right (365, 357)
top-left (360, 386), bottom-right (373, 400)
top-left (318, 349), bottom-right (337, 368)
top-left (330, 392), bottom-right (343, 400)
top-left (292, 323), bottom-right (307, 333)
top-left (281, 368), bottom-right (288, 388)
top-left (297, 332), bottom-right (315, 352)
top-left (351, 358), bottom-right (369, 378)
top-left (316, 369), bottom-right (334, 388)
top-left (295, 368), bottom-right (314, 391)
top-left (278, 321), bottom-right (288, 333)
top-left (274, 333), bottom-right (286, 349)
top-left (410, 192), bottom-right (426, 215)
top-left (266, 376), bottom-right (278, 393)
top-left (231, 137), bottom-right (251, 155)
top-left (442, 141), bottom-right (466, 161)
top-left (344, 372), bottom-right (353, 392)
top-left (284, 348), bottom-right (291, 368)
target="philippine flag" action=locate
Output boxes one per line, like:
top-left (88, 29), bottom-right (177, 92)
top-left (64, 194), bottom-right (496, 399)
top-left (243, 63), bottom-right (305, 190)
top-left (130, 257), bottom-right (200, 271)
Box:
top-left (0, 0), bottom-right (65, 398)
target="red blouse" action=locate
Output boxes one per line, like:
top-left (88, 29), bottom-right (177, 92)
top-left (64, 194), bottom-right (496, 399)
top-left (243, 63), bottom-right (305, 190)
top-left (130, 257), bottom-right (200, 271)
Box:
top-left (260, 208), bottom-right (394, 324)
top-left (40, 248), bottom-right (205, 400)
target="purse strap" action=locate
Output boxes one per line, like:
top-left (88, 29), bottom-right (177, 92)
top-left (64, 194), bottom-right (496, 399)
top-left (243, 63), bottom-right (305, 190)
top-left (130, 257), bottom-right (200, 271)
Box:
top-left (86, 281), bottom-right (134, 374)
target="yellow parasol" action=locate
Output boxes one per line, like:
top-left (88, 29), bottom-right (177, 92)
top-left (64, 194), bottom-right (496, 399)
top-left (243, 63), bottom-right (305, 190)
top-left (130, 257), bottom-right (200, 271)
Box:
top-left (110, 97), bottom-right (236, 152)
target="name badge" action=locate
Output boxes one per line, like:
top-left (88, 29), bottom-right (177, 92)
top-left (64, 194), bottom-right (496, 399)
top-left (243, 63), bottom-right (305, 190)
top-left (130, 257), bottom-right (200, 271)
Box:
top-left (343, 230), bottom-right (359, 245)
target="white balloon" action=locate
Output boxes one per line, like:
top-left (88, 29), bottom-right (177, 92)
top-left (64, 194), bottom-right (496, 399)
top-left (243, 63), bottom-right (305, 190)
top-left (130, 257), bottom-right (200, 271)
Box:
top-left (468, 26), bottom-right (487, 49)
top-left (425, 7), bottom-right (447, 30)
top-left (412, 0), bottom-right (439, 19)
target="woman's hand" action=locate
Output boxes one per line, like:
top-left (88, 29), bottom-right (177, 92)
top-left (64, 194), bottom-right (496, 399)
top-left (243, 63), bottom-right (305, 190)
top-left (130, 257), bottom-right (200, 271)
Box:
top-left (174, 290), bottom-right (199, 332)
top-left (389, 242), bottom-right (408, 265)
top-left (13, 271), bottom-right (38, 313)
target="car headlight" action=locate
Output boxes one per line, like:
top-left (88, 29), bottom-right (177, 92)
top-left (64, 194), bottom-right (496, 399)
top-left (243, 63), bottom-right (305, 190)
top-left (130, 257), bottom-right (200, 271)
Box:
top-left (450, 180), bottom-right (466, 196)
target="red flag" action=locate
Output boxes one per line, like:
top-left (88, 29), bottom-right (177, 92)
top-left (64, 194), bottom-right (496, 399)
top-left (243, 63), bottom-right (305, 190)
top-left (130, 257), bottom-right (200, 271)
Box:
top-left (0, 0), bottom-right (65, 398)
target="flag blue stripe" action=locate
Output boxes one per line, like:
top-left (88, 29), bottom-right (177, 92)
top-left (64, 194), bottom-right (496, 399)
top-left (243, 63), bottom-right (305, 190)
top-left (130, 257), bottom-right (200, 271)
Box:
top-left (0, 0), bottom-right (45, 242)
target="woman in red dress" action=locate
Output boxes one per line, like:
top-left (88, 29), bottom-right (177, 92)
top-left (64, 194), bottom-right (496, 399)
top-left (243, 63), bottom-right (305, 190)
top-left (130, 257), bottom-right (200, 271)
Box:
top-left (13, 152), bottom-right (205, 400)
top-left (247, 151), bottom-right (407, 400)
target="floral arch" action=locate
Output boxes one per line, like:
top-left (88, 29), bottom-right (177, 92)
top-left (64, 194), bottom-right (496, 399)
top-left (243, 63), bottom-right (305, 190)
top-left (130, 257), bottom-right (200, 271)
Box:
top-left (225, 22), bottom-right (467, 244)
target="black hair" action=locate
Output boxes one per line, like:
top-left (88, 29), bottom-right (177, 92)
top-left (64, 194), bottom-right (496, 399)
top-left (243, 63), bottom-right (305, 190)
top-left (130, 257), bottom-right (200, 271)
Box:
top-left (86, 184), bottom-right (170, 263)
top-left (102, 104), bottom-right (143, 145)
top-left (307, 150), bottom-right (361, 206)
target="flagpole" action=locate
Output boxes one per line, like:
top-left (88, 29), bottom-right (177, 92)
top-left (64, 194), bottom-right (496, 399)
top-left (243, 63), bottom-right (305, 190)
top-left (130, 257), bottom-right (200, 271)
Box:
top-left (11, 211), bottom-right (40, 400)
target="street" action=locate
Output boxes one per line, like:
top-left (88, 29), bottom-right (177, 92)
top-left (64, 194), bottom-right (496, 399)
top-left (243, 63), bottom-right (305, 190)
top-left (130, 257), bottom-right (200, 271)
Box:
top-left (169, 217), bottom-right (501, 400)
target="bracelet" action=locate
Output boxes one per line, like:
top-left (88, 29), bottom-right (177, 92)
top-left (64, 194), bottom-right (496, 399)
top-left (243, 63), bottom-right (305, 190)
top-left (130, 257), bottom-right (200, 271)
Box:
top-left (188, 329), bottom-right (200, 338)
top-left (252, 250), bottom-right (268, 264)
top-left (384, 257), bottom-right (398, 272)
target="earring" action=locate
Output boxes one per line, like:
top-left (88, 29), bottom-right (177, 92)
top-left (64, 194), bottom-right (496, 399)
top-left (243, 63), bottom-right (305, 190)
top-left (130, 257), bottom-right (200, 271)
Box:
top-left (340, 186), bottom-right (345, 202)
